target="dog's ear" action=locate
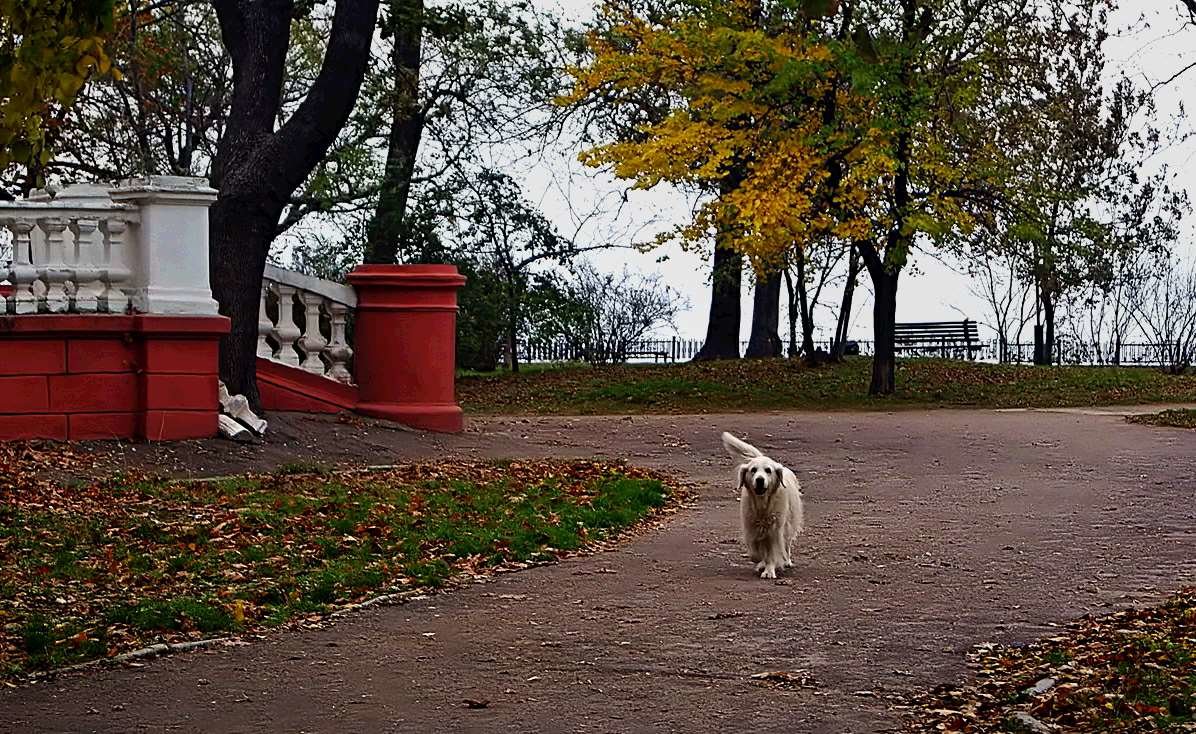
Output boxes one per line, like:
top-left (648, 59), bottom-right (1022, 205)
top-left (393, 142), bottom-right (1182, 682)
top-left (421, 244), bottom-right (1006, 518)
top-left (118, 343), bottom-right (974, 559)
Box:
top-left (738, 465), bottom-right (750, 492)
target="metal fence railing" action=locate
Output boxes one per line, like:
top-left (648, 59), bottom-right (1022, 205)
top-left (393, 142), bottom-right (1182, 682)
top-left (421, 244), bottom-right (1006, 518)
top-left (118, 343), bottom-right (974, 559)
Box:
top-left (517, 337), bottom-right (1182, 368)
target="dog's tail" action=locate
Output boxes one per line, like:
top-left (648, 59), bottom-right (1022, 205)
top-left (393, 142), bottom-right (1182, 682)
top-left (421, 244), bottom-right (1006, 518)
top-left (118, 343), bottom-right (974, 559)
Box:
top-left (721, 431), bottom-right (762, 461)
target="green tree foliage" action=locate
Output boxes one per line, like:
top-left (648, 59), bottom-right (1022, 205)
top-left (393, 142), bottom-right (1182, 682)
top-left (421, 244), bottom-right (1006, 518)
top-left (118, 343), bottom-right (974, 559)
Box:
top-left (361, 0), bottom-right (568, 264)
top-left (970, 0), bottom-right (1186, 364)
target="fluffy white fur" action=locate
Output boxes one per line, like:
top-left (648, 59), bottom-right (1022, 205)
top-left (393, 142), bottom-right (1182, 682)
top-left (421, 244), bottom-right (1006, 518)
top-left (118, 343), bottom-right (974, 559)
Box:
top-left (721, 432), bottom-right (804, 579)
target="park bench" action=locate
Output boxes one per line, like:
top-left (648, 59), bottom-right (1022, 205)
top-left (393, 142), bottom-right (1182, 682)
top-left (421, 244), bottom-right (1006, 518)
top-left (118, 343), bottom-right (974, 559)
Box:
top-left (594, 344), bottom-right (671, 363)
top-left (893, 320), bottom-right (981, 359)
top-left (622, 347), bottom-right (672, 363)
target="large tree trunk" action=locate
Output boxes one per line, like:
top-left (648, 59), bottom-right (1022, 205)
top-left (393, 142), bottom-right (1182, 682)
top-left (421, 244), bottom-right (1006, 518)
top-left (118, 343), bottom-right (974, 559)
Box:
top-left (209, 196), bottom-right (278, 403)
top-left (745, 271), bottom-right (782, 358)
top-left (860, 243), bottom-right (899, 396)
top-left (1032, 277), bottom-right (1059, 366)
top-left (209, 0), bottom-right (381, 406)
top-left (868, 268), bottom-right (899, 395)
top-left (831, 244), bottom-right (861, 360)
top-left (694, 174), bottom-right (744, 361)
top-left (364, 0), bottom-right (425, 264)
top-left (694, 243), bottom-right (742, 360)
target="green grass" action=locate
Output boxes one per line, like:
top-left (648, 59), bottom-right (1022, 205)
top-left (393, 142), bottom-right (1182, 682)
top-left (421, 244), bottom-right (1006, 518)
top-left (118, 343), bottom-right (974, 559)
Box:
top-left (457, 357), bottom-right (1196, 414)
top-left (0, 461), bottom-right (672, 677)
top-left (457, 361), bottom-right (580, 379)
top-left (1129, 408), bottom-right (1196, 429)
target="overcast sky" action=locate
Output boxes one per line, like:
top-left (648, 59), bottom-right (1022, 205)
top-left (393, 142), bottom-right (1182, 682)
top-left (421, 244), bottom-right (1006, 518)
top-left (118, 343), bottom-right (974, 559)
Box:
top-left (521, 0), bottom-right (1196, 343)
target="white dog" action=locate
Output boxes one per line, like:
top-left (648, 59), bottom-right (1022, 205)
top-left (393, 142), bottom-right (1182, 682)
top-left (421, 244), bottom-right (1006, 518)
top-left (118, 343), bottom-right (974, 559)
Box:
top-left (721, 432), bottom-right (804, 579)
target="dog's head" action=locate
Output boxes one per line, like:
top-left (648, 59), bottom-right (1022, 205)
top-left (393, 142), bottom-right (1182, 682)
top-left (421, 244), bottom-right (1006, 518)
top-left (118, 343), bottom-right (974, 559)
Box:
top-left (738, 456), bottom-right (784, 497)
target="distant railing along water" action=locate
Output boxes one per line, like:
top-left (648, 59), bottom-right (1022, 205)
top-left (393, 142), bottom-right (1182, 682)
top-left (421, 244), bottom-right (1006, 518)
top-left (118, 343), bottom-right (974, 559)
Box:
top-left (516, 337), bottom-right (1178, 367)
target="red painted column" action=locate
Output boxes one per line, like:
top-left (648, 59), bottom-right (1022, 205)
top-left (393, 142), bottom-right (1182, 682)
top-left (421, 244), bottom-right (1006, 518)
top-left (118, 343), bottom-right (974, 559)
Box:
top-left (347, 264), bottom-right (467, 432)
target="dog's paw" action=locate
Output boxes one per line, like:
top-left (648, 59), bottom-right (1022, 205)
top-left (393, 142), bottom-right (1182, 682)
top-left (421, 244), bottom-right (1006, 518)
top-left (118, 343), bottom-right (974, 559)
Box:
top-left (754, 561), bottom-right (766, 572)
top-left (759, 567), bottom-right (777, 579)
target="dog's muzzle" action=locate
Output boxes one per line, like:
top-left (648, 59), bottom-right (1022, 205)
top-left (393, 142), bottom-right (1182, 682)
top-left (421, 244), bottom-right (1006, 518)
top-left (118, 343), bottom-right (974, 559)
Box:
top-left (754, 476), bottom-right (766, 495)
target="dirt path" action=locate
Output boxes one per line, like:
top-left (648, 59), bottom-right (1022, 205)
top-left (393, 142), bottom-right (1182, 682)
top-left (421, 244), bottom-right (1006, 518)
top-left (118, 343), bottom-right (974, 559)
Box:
top-left (4, 410), bottom-right (1194, 733)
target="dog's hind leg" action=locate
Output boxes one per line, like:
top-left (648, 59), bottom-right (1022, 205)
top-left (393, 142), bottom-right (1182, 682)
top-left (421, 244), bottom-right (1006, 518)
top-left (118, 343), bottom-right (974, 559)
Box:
top-left (782, 522), bottom-right (796, 568)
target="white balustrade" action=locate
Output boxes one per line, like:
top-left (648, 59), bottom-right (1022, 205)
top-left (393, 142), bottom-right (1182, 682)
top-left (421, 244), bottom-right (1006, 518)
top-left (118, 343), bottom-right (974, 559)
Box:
top-left (0, 180), bottom-right (353, 385)
top-left (259, 264), bottom-right (356, 384)
top-left (0, 177), bottom-right (216, 317)
top-left (257, 283), bottom-right (275, 360)
top-left (100, 218), bottom-right (132, 313)
top-left (297, 291), bottom-right (329, 374)
top-left (1, 204), bottom-right (140, 315)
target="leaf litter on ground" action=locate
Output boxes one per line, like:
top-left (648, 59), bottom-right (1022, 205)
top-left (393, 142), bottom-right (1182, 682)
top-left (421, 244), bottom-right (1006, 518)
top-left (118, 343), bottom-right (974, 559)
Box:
top-left (0, 447), bottom-right (686, 680)
top-left (902, 587), bottom-right (1195, 733)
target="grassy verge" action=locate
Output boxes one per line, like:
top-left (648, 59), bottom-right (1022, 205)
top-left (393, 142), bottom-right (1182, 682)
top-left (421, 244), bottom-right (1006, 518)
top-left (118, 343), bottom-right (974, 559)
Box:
top-left (905, 588), bottom-right (1195, 733)
top-left (458, 358), bottom-right (1196, 415)
top-left (0, 451), bottom-right (676, 678)
top-left (1128, 409), bottom-right (1196, 429)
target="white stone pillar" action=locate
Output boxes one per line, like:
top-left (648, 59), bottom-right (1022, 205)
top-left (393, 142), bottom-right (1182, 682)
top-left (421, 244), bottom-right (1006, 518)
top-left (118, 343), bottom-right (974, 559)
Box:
top-left (109, 176), bottom-right (219, 316)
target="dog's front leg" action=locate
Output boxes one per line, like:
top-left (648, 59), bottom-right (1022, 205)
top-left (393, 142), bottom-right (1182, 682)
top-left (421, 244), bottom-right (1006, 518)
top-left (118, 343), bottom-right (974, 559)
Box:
top-left (759, 534), bottom-right (784, 579)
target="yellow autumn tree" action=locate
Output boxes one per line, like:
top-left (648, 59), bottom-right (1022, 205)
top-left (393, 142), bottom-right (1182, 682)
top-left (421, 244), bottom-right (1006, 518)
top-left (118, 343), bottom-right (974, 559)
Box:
top-left (564, 0), bottom-right (883, 272)
top-left (565, 0), bottom-right (1031, 393)
top-left (0, 0), bottom-right (116, 190)
top-left (562, 0), bottom-right (892, 360)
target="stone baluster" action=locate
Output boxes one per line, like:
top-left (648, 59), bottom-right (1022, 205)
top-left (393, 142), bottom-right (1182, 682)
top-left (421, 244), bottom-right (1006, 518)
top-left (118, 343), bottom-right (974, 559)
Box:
top-left (272, 283), bottom-right (302, 367)
top-left (7, 219), bottom-right (39, 314)
top-left (38, 217), bottom-right (70, 313)
top-left (297, 291), bottom-right (329, 375)
top-left (257, 283), bottom-right (276, 359)
top-left (69, 218), bottom-right (105, 312)
top-left (326, 301), bottom-right (353, 383)
top-left (100, 218), bottom-right (132, 313)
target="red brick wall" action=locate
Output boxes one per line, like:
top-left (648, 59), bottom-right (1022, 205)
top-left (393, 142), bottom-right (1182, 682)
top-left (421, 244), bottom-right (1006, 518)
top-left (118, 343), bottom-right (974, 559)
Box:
top-left (0, 315), bottom-right (229, 441)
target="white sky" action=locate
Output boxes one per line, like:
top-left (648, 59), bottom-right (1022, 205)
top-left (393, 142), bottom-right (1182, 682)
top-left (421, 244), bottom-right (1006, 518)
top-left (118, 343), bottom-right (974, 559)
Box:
top-left (521, 0), bottom-right (1196, 343)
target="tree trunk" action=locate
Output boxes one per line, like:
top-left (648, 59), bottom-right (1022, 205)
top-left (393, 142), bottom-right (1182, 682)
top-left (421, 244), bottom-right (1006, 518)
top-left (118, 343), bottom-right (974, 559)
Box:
top-left (364, 0), bottom-right (425, 265)
top-left (694, 243), bottom-right (742, 360)
top-left (209, 0), bottom-right (381, 407)
top-left (1033, 278), bottom-right (1059, 366)
top-left (507, 281), bottom-right (521, 373)
top-left (209, 197), bottom-right (278, 404)
top-left (859, 242), bottom-right (899, 396)
top-left (1042, 292), bottom-right (1056, 365)
top-left (694, 173), bottom-right (744, 361)
top-left (831, 244), bottom-right (860, 360)
top-left (868, 268), bottom-right (899, 395)
top-left (745, 271), bottom-right (782, 358)
top-left (795, 249), bottom-right (816, 358)
top-left (783, 265), bottom-right (798, 358)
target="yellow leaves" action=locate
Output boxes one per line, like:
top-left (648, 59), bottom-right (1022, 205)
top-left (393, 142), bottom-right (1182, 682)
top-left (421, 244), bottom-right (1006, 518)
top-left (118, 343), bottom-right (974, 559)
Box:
top-left (0, 0), bottom-right (117, 175)
top-left (74, 54), bottom-right (97, 77)
top-left (579, 111), bottom-right (746, 191)
top-left (564, 0), bottom-right (997, 275)
top-left (230, 599), bottom-right (246, 626)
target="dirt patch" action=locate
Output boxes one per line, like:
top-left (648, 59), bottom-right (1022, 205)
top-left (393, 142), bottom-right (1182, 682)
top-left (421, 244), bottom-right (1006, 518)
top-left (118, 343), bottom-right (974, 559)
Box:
top-left (1, 409), bottom-right (1193, 732)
